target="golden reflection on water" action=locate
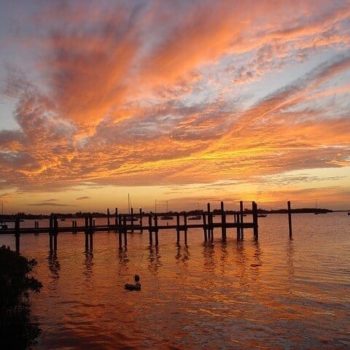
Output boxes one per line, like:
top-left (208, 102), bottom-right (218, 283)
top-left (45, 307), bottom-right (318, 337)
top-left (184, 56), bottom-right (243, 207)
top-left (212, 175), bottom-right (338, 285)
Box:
top-left (1, 213), bottom-right (350, 348)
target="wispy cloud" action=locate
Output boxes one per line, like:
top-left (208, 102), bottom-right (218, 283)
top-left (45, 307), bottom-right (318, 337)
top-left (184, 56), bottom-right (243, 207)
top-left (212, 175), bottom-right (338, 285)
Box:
top-left (76, 196), bottom-right (90, 200)
top-left (0, 0), bottom-right (350, 208)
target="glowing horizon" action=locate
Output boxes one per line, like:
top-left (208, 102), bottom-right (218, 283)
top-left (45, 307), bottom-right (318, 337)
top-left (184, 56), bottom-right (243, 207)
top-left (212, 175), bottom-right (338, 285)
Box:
top-left (0, 0), bottom-right (350, 213)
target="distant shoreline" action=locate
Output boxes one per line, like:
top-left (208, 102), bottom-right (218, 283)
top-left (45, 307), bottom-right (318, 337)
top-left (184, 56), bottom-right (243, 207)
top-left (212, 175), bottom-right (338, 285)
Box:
top-left (1, 207), bottom-right (349, 220)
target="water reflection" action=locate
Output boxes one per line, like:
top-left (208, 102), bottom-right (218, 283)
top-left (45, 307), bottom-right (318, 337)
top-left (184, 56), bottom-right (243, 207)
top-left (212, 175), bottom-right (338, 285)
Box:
top-left (250, 241), bottom-right (262, 282)
top-left (219, 242), bottom-right (228, 275)
top-left (202, 243), bottom-right (216, 272)
top-left (286, 239), bottom-right (295, 282)
top-left (83, 251), bottom-right (94, 280)
top-left (148, 246), bottom-right (161, 275)
top-left (47, 251), bottom-right (60, 284)
top-left (118, 248), bottom-right (129, 268)
top-left (234, 241), bottom-right (248, 287)
top-left (175, 245), bottom-right (190, 265)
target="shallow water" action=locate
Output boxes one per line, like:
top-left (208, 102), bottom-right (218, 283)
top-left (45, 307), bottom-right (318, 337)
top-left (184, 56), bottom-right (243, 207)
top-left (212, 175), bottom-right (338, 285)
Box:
top-left (1, 213), bottom-right (350, 349)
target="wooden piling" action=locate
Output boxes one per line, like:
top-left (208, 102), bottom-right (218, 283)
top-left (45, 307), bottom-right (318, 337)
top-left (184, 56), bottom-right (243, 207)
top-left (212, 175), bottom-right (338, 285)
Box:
top-left (118, 214), bottom-right (122, 248)
top-left (202, 211), bottom-right (207, 242)
top-left (207, 203), bottom-right (213, 242)
top-left (107, 208), bottom-right (110, 231)
top-left (123, 215), bottom-right (127, 247)
top-left (288, 201), bottom-right (293, 239)
top-left (221, 201), bottom-right (226, 241)
top-left (148, 214), bottom-right (153, 246)
top-left (139, 208), bottom-right (143, 233)
top-left (240, 201), bottom-right (244, 239)
top-left (53, 216), bottom-right (58, 251)
top-left (252, 201), bottom-right (258, 240)
top-left (49, 215), bottom-right (53, 251)
top-left (155, 213), bottom-right (159, 246)
top-left (130, 207), bottom-right (134, 233)
top-left (176, 213), bottom-right (180, 244)
top-left (115, 208), bottom-right (118, 232)
top-left (85, 215), bottom-right (89, 250)
top-left (72, 220), bottom-right (77, 233)
top-left (236, 213), bottom-right (241, 240)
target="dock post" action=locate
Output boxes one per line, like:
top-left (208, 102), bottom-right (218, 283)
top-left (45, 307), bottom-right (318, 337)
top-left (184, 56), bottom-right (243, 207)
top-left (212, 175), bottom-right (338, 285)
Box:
top-left (72, 220), bottom-right (77, 233)
top-left (34, 220), bottom-right (39, 235)
top-left (176, 213), bottom-right (180, 244)
top-left (207, 203), bottom-right (213, 242)
top-left (139, 208), bottom-right (143, 233)
top-left (221, 201), bottom-right (226, 242)
top-left (252, 201), bottom-right (259, 240)
top-left (131, 207), bottom-right (134, 233)
top-left (89, 214), bottom-right (95, 251)
top-left (155, 213), bottom-right (159, 246)
top-left (288, 201), bottom-right (293, 239)
top-left (85, 215), bottom-right (89, 250)
top-left (123, 215), bottom-right (127, 247)
top-left (53, 215), bottom-right (58, 251)
top-left (15, 215), bottom-right (20, 254)
top-left (115, 208), bottom-right (118, 232)
top-left (118, 214), bottom-right (122, 248)
top-left (202, 212), bottom-right (207, 242)
top-left (148, 214), bottom-right (153, 246)
top-left (236, 213), bottom-right (241, 240)
top-left (184, 212), bottom-right (188, 245)
top-left (49, 214), bottom-right (53, 252)
top-left (107, 208), bottom-right (110, 232)
top-left (240, 201), bottom-right (244, 239)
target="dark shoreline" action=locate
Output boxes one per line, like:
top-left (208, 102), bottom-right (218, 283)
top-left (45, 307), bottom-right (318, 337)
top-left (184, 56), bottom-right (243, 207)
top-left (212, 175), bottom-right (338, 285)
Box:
top-left (0, 246), bottom-right (42, 349)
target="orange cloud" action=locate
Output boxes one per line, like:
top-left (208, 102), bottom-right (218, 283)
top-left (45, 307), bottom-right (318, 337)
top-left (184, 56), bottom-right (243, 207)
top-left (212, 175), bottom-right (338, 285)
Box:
top-left (1, 0), bottom-right (350, 210)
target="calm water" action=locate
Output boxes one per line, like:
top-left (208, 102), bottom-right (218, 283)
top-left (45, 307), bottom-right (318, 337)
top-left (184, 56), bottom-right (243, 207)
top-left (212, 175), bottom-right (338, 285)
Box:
top-left (1, 213), bottom-right (350, 349)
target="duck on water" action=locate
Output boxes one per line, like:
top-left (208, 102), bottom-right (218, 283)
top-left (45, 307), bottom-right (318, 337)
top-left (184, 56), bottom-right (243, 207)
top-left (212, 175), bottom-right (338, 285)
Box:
top-left (125, 275), bottom-right (141, 291)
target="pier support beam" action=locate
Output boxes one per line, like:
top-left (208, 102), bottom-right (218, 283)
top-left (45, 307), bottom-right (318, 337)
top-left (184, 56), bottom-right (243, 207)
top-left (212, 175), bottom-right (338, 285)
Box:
top-left (114, 208), bottom-right (118, 233)
top-left (240, 201), bottom-right (244, 240)
top-left (154, 213), bottom-right (159, 246)
top-left (123, 215), bottom-right (127, 247)
top-left (148, 214), bottom-right (153, 246)
top-left (176, 213), bottom-right (180, 244)
top-left (139, 208), bottom-right (143, 233)
top-left (107, 208), bottom-right (110, 232)
top-left (207, 203), bottom-right (213, 242)
top-left (288, 201), bottom-right (293, 239)
top-left (131, 207), bottom-right (134, 233)
top-left (236, 213), bottom-right (241, 241)
top-left (202, 212), bottom-right (207, 242)
top-left (49, 214), bottom-right (58, 252)
top-left (221, 201), bottom-right (226, 241)
top-left (252, 202), bottom-right (259, 240)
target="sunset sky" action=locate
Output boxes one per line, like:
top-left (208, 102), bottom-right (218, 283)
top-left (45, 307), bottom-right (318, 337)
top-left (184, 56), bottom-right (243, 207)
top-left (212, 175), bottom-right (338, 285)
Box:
top-left (0, 0), bottom-right (350, 213)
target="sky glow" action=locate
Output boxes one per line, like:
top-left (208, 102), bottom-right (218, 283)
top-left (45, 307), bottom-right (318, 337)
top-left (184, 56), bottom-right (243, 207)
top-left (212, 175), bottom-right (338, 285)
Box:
top-left (0, 0), bottom-right (350, 212)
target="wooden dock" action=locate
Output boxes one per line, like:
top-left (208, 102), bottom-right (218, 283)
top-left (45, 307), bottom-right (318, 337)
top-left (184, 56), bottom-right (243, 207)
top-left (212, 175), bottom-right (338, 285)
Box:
top-left (0, 201), bottom-right (294, 254)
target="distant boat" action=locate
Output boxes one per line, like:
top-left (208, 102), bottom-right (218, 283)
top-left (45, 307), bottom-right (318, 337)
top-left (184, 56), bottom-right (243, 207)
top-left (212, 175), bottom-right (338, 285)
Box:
top-left (188, 215), bottom-right (201, 221)
top-left (161, 201), bottom-right (173, 220)
top-left (258, 214), bottom-right (267, 218)
top-left (348, 212), bottom-right (350, 216)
